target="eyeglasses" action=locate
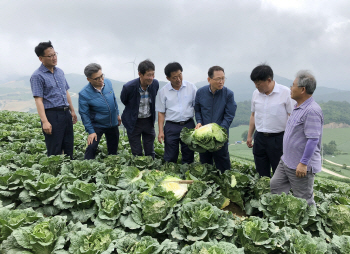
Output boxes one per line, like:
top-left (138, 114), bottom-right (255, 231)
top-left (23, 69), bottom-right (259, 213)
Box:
top-left (91, 74), bottom-right (104, 81)
top-left (211, 77), bottom-right (227, 82)
top-left (290, 83), bottom-right (304, 88)
top-left (42, 52), bottom-right (58, 59)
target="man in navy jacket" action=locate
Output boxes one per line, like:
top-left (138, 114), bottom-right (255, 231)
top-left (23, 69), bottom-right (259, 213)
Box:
top-left (121, 60), bottom-right (159, 158)
top-left (194, 66), bottom-right (237, 172)
top-left (79, 63), bottom-right (121, 159)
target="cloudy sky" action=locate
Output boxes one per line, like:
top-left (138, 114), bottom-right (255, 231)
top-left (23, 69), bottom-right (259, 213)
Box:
top-left (1, 0), bottom-right (350, 89)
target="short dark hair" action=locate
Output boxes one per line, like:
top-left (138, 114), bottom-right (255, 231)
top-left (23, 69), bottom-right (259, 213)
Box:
top-left (164, 62), bottom-right (183, 78)
top-left (138, 59), bottom-right (155, 75)
top-left (34, 41), bottom-right (54, 57)
top-left (250, 64), bottom-right (274, 82)
top-left (208, 66), bottom-right (224, 78)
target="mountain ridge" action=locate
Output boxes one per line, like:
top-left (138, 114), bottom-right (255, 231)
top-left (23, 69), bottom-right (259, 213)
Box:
top-left (1, 72), bottom-right (349, 113)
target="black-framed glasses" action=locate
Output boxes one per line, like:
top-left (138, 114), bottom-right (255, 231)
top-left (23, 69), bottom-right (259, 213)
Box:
top-left (42, 52), bottom-right (58, 58)
top-left (91, 74), bottom-right (104, 81)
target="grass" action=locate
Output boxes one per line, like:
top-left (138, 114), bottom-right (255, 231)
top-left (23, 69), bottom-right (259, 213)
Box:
top-left (228, 125), bottom-right (249, 143)
top-left (227, 125), bottom-right (254, 161)
top-left (324, 154), bottom-right (350, 166)
top-left (322, 160), bottom-right (350, 178)
top-left (322, 127), bottom-right (350, 165)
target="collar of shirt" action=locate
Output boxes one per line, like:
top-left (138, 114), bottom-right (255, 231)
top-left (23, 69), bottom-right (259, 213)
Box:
top-left (167, 81), bottom-right (186, 91)
top-left (139, 84), bottom-right (149, 93)
top-left (39, 63), bottom-right (56, 73)
top-left (91, 83), bottom-right (105, 92)
top-left (258, 81), bottom-right (281, 96)
top-left (209, 85), bottom-right (221, 95)
top-left (294, 96), bottom-right (314, 110)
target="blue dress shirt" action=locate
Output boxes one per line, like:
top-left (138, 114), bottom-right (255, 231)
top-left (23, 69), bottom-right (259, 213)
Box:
top-left (30, 64), bottom-right (70, 109)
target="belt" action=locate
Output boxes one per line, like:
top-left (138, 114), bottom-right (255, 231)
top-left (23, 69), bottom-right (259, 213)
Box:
top-left (259, 131), bottom-right (284, 137)
top-left (166, 118), bottom-right (192, 126)
top-left (45, 107), bottom-right (69, 111)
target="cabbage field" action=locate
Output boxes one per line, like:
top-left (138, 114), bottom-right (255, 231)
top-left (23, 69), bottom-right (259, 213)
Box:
top-left (0, 110), bottom-right (349, 253)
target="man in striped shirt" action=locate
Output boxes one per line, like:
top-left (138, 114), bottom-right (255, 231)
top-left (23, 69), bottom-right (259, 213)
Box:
top-left (270, 70), bottom-right (323, 206)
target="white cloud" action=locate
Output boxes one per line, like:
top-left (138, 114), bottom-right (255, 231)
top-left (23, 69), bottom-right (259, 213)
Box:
top-left (0, 0), bottom-right (349, 89)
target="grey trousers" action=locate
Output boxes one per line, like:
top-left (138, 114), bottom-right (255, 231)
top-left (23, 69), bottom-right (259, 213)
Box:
top-left (270, 159), bottom-right (315, 206)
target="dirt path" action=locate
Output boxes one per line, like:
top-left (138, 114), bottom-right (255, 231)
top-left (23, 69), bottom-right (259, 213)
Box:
top-left (324, 159), bottom-right (350, 168)
top-left (322, 167), bottom-right (350, 179)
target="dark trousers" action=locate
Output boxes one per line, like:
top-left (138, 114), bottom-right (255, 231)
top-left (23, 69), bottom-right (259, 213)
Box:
top-left (199, 142), bottom-right (230, 173)
top-left (84, 126), bottom-right (119, 160)
top-left (127, 117), bottom-right (155, 158)
top-left (43, 110), bottom-right (74, 159)
top-left (253, 131), bottom-right (284, 177)
top-left (164, 119), bottom-right (195, 164)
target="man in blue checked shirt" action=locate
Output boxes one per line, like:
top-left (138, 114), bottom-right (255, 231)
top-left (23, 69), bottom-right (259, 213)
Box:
top-left (30, 41), bottom-right (77, 159)
top-left (121, 60), bottom-right (159, 158)
top-left (79, 63), bottom-right (121, 160)
top-left (156, 62), bottom-right (197, 164)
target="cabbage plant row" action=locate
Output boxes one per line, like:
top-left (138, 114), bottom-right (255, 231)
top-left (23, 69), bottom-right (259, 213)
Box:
top-left (0, 110), bottom-right (349, 254)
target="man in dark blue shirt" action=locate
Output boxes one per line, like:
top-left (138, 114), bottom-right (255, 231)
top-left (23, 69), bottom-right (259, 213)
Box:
top-left (194, 66), bottom-right (237, 172)
top-left (30, 41), bottom-right (77, 159)
top-left (79, 63), bottom-right (121, 159)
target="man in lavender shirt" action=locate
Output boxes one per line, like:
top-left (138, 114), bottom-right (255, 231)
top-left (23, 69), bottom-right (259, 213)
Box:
top-left (270, 70), bottom-right (323, 206)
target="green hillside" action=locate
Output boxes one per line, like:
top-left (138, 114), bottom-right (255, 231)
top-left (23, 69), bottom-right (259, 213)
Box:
top-left (227, 125), bottom-right (350, 176)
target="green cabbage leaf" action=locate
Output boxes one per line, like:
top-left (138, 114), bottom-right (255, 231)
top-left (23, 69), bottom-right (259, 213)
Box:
top-left (180, 123), bottom-right (228, 153)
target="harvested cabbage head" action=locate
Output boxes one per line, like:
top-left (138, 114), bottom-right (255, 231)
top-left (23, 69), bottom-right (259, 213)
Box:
top-left (161, 176), bottom-right (188, 201)
top-left (180, 123), bottom-right (228, 153)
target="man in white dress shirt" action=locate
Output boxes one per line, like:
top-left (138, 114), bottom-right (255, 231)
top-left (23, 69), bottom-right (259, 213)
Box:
top-left (247, 64), bottom-right (293, 177)
top-left (156, 62), bottom-right (197, 164)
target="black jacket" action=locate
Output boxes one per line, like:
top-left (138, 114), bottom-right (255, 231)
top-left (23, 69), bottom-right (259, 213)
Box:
top-left (120, 78), bottom-right (159, 133)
